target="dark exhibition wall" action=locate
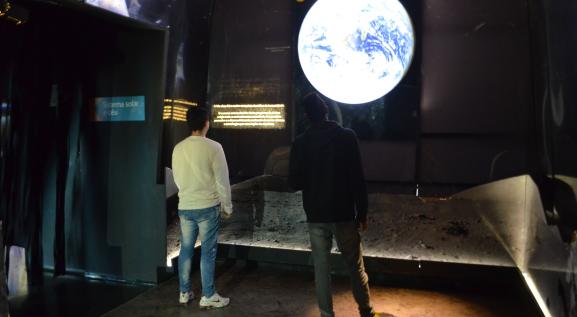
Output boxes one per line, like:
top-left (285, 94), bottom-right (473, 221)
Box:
top-left (419, 0), bottom-right (531, 187)
top-left (161, 0), bottom-right (213, 168)
top-left (0, 1), bottom-right (168, 283)
top-left (206, 0), bottom-right (293, 180)
top-left (79, 25), bottom-right (167, 283)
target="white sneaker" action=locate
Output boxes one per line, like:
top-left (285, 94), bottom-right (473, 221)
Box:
top-left (199, 292), bottom-right (230, 309)
top-left (179, 291), bottom-right (194, 304)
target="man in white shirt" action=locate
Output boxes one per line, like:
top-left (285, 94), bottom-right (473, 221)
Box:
top-left (172, 107), bottom-right (232, 309)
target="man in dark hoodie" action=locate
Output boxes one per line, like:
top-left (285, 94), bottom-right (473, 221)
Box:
top-left (289, 93), bottom-right (377, 317)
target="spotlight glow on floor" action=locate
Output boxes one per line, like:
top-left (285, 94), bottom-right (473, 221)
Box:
top-left (522, 272), bottom-right (553, 317)
top-left (298, 0), bottom-right (414, 104)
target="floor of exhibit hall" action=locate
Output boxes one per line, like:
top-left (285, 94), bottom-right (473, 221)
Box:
top-left (8, 273), bottom-right (151, 317)
top-left (102, 260), bottom-right (541, 317)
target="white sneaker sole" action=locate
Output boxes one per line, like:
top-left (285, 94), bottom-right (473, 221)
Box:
top-left (199, 300), bottom-right (230, 309)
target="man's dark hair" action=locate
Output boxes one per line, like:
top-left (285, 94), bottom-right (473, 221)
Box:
top-left (303, 93), bottom-right (328, 123)
top-left (186, 107), bottom-right (209, 132)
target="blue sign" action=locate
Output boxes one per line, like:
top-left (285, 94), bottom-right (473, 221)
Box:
top-left (93, 96), bottom-right (145, 122)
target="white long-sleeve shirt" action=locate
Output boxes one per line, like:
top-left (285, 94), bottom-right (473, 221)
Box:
top-left (172, 136), bottom-right (233, 213)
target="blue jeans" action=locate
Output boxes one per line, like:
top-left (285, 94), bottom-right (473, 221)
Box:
top-left (178, 205), bottom-right (220, 297)
top-left (308, 222), bottom-right (374, 317)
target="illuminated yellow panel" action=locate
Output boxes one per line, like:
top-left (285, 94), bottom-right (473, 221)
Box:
top-left (164, 99), bottom-right (198, 107)
top-left (162, 100), bottom-right (197, 121)
top-left (212, 104), bottom-right (286, 129)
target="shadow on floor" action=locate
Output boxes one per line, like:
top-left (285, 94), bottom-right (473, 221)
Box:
top-left (8, 273), bottom-right (150, 317)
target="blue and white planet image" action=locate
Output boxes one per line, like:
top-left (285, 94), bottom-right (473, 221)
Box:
top-left (86, 0), bottom-right (129, 16)
top-left (298, 0), bottom-right (415, 104)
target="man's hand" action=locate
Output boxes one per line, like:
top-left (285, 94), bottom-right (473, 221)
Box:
top-left (220, 207), bottom-right (232, 220)
top-left (357, 219), bottom-right (368, 232)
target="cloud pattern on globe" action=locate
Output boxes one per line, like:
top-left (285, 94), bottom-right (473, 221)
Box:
top-left (298, 0), bottom-right (414, 104)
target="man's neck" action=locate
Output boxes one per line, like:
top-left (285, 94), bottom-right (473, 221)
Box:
top-left (191, 131), bottom-right (204, 137)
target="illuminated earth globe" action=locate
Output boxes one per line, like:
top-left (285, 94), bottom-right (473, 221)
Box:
top-left (298, 0), bottom-right (415, 104)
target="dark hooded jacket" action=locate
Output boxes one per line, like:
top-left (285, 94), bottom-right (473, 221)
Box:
top-left (289, 120), bottom-right (368, 223)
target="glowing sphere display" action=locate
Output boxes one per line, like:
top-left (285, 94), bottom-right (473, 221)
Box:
top-left (298, 0), bottom-right (415, 104)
